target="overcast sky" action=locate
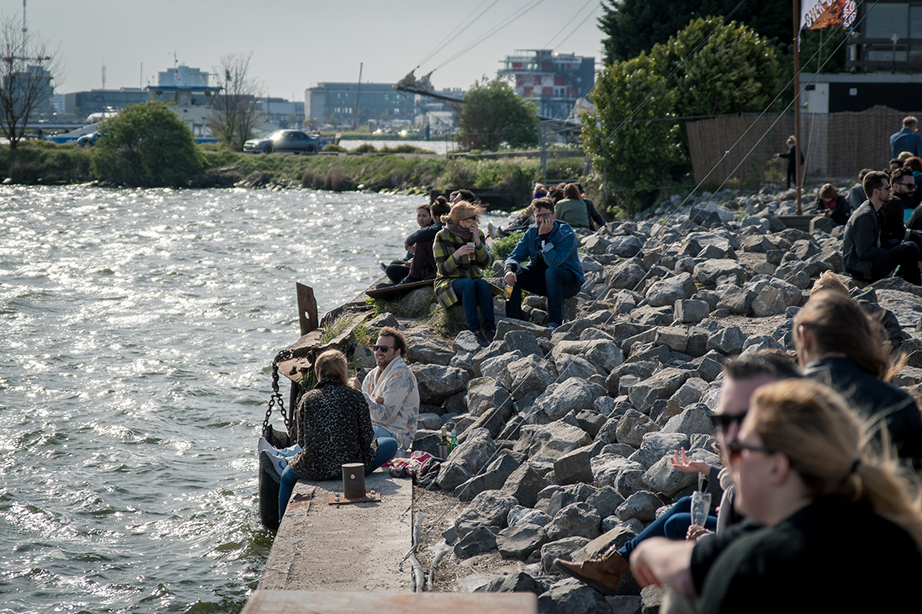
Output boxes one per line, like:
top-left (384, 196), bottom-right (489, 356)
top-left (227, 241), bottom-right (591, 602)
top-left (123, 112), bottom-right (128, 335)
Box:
top-left (17, 0), bottom-right (604, 100)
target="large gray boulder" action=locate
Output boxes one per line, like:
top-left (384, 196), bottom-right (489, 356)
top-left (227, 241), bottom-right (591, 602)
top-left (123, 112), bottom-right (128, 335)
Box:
top-left (411, 364), bottom-right (471, 405)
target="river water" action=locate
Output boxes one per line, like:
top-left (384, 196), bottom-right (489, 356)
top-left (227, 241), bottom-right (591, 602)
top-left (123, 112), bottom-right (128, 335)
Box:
top-left (0, 186), bottom-right (504, 614)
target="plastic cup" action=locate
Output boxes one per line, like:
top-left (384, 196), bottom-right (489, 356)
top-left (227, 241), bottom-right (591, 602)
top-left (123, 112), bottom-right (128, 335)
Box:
top-left (690, 490), bottom-right (711, 528)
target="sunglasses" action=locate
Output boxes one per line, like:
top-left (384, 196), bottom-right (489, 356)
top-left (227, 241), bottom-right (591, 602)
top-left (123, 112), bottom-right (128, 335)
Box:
top-left (708, 410), bottom-right (747, 432)
top-left (372, 345), bottom-right (392, 353)
top-left (725, 438), bottom-right (775, 463)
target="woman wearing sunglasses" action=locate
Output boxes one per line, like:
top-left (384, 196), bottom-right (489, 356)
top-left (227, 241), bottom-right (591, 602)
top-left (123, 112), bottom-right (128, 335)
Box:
top-left (696, 378), bottom-right (922, 613)
top-left (277, 350), bottom-right (398, 520)
top-left (433, 201), bottom-right (496, 346)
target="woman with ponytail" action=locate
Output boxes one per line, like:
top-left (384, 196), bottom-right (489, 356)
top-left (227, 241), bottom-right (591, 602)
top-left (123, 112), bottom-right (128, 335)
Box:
top-left (697, 378), bottom-right (922, 613)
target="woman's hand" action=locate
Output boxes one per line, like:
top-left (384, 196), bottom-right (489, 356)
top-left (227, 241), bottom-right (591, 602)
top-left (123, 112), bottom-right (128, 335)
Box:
top-left (686, 525), bottom-right (712, 541)
top-left (405, 241), bottom-right (416, 254)
top-left (671, 448), bottom-right (708, 474)
top-left (470, 221), bottom-right (481, 246)
top-left (504, 271), bottom-right (517, 286)
top-left (453, 244), bottom-right (475, 260)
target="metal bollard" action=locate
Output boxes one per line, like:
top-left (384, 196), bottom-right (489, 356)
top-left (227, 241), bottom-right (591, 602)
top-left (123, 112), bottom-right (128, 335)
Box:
top-left (342, 462), bottom-right (366, 500)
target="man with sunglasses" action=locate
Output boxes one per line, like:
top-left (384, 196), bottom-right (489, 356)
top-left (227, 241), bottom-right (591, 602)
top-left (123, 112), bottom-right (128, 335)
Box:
top-left (353, 326), bottom-right (419, 451)
top-left (557, 352), bottom-right (798, 598)
top-left (843, 170), bottom-right (922, 285)
top-left (503, 197), bottom-right (584, 330)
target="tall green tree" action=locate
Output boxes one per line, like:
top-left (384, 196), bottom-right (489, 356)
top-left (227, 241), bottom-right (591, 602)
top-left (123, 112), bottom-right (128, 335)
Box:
top-left (599, 0), bottom-right (792, 65)
top-left (91, 101), bottom-right (202, 187)
top-left (581, 53), bottom-right (681, 214)
top-left (584, 17), bottom-right (781, 212)
top-left (652, 17), bottom-right (780, 118)
top-left (457, 78), bottom-right (538, 151)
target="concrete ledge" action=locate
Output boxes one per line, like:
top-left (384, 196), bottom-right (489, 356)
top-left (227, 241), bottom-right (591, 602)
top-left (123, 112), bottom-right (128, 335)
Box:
top-left (257, 471), bottom-right (413, 593)
top-left (242, 590), bottom-right (538, 614)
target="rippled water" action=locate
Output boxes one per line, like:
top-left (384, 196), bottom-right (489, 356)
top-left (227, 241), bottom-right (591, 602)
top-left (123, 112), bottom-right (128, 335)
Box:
top-left (0, 186), bottom-right (500, 614)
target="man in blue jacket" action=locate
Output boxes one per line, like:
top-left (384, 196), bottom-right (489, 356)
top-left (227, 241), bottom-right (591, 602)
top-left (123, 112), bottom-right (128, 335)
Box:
top-left (503, 197), bottom-right (584, 329)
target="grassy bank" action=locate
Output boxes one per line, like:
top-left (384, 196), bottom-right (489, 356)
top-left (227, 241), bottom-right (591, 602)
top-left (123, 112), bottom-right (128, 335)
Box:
top-left (1, 142), bottom-right (589, 210)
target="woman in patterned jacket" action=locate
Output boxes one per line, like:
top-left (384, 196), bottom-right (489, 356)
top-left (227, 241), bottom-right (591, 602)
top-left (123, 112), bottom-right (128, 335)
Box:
top-left (433, 201), bottom-right (495, 346)
top-left (278, 350), bottom-right (397, 519)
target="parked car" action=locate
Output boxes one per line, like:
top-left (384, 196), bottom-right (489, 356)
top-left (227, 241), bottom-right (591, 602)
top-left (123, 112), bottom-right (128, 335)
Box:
top-left (243, 130), bottom-right (326, 154)
top-left (76, 132), bottom-right (101, 148)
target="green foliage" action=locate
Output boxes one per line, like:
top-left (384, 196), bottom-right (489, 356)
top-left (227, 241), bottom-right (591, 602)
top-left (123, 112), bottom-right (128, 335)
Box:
top-left (491, 231), bottom-right (525, 261)
top-left (91, 101), bottom-right (202, 187)
top-left (0, 141), bottom-right (92, 184)
top-left (799, 26), bottom-right (848, 74)
top-left (599, 0), bottom-right (790, 65)
top-left (458, 78), bottom-right (538, 151)
top-left (322, 143), bottom-right (347, 153)
top-left (351, 143), bottom-right (377, 153)
top-left (582, 53), bottom-right (681, 214)
top-left (652, 17), bottom-right (780, 118)
top-left (584, 17), bottom-right (780, 214)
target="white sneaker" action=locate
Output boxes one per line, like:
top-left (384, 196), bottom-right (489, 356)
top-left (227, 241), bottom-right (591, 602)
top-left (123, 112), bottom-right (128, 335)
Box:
top-left (258, 437), bottom-right (289, 478)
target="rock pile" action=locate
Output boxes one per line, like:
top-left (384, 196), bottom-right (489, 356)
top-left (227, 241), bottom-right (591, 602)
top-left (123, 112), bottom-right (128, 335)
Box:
top-left (361, 186), bottom-right (922, 613)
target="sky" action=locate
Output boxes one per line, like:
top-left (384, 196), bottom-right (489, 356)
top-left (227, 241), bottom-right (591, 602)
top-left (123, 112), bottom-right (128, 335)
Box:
top-left (17, 0), bottom-right (605, 100)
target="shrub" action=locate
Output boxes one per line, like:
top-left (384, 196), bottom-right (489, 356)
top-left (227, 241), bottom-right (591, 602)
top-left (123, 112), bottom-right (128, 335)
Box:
top-left (91, 101), bottom-right (202, 187)
top-left (491, 231), bottom-right (525, 261)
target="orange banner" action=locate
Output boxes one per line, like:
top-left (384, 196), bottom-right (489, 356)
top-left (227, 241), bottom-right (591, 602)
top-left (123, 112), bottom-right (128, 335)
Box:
top-left (801, 0), bottom-right (856, 30)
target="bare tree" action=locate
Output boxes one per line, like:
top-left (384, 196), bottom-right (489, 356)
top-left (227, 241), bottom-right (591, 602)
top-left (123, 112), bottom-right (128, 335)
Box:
top-left (208, 52), bottom-right (263, 149)
top-left (0, 14), bottom-right (62, 149)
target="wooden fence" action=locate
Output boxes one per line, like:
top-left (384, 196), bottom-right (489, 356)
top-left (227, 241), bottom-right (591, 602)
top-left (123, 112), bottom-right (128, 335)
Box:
top-left (686, 106), bottom-right (916, 187)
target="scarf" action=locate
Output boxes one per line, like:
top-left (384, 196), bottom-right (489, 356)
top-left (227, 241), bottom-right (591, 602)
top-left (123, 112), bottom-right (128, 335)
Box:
top-left (369, 356), bottom-right (406, 399)
top-left (446, 223), bottom-right (473, 240)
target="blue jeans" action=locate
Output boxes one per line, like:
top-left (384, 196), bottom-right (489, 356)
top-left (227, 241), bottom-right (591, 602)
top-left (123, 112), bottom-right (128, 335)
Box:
top-left (452, 278), bottom-right (495, 332)
top-left (618, 495), bottom-right (718, 560)
top-left (505, 266), bottom-right (582, 326)
top-left (277, 436), bottom-right (399, 519)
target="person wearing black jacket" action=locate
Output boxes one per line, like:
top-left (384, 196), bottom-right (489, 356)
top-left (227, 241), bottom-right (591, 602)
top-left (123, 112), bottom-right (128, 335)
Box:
top-left (773, 136), bottom-right (803, 189)
top-left (813, 183), bottom-right (851, 225)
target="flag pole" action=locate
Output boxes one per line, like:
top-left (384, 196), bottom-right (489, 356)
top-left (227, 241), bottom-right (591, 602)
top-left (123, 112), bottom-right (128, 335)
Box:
top-left (793, 0), bottom-right (803, 214)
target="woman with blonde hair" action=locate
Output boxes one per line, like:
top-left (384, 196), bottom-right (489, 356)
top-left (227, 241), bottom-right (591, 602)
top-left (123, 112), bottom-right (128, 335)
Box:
top-left (433, 201), bottom-right (495, 346)
top-left (794, 290), bottom-right (922, 468)
top-left (696, 378), bottom-right (922, 612)
top-left (277, 349), bottom-right (397, 519)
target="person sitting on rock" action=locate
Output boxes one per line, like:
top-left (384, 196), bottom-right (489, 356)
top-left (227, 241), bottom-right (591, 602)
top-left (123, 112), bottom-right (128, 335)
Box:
top-left (433, 200), bottom-right (496, 346)
top-left (810, 271), bottom-right (908, 351)
top-left (555, 352), bottom-right (799, 596)
top-left (634, 378), bottom-right (922, 613)
top-left (842, 170), bottom-right (921, 285)
top-left (813, 183), bottom-right (851, 225)
top-left (504, 197), bottom-right (584, 330)
top-left (384, 203), bottom-right (434, 283)
top-left (794, 289), bottom-right (922, 470)
top-left (846, 169), bottom-right (874, 212)
top-left (278, 350), bottom-right (398, 519)
top-left (387, 198), bottom-right (451, 285)
top-left (554, 183), bottom-right (593, 229)
top-left (880, 167), bottom-right (922, 257)
top-left (353, 327), bottom-right (420, 451)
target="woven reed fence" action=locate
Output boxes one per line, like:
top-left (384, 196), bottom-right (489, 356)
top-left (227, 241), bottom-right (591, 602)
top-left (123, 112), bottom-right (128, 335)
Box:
top-left (686, 105), bottom-right (914, 188)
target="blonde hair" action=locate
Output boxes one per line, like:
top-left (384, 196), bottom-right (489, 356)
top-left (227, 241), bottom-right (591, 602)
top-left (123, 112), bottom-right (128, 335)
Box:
top-left (314, 349), bottom-right (348, 385)
top-left (899, 151), bottom-right (914, 162)
top-left (786, 135), bottom-right (796, 146)
top-left (810, 271), bottom-right (849, 296)
top-left (794, 290), bottom-right (888, 379)
top-left (442, 201), bottom-right (485, 225)
top-left (751, 379), bottom-right (922, 548)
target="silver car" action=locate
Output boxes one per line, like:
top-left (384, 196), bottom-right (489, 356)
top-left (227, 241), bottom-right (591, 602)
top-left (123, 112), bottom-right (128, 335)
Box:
top-left (243, 130), bottom-right (326, 154)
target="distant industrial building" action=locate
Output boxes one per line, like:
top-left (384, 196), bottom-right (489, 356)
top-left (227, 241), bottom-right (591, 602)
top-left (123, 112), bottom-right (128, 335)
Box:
top-left (305, 82), bottom-right (417, 127)
top-left (498, 49), bottom-right (595, 120)
top-left (63, 88), bottom-right (148, 121)
top-left (1, 64), bottom-right (55, 120)
top-left (414, 88), bottom-right (463, 133)
top-left (158, 65), bottom-right (210, 88)
top-left (262, 97), bottom-right (305, 129)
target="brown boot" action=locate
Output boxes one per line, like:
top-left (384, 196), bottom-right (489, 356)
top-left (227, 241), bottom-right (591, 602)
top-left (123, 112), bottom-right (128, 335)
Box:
top-left (554, 545), bottom-right (629, 596)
